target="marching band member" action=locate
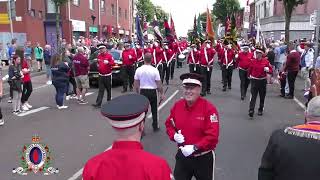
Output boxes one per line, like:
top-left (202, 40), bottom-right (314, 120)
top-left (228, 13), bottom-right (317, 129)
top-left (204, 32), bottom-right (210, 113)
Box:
top-left (221, 40), bottom-right (236, 91)
top-left (121, 42), bottom-right (137, 93)
top-left (187, 44), bottom-right (200, 74)
top-left (162, 42), bottom-right (175, 85)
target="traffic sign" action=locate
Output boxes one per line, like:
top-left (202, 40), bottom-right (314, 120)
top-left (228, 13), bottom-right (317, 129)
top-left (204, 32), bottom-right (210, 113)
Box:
top-left (0, 13), bottom-right (10, 24)
top-left (310, 12), bottom-right (316, 26)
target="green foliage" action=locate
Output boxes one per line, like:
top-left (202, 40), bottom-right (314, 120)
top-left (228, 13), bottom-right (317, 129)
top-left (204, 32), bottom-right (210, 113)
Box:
top-left (52, 0), bottom-right (69, 7)
top-left (212, 0), bottom-right (240, 22)
top-left (136, 0), bottom-right (155, 22)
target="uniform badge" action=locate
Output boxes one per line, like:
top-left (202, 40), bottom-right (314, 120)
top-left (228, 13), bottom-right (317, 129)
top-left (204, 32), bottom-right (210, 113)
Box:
top-left (210, 114), bottom-right (218, 123)
top-left (12, 135), bottom-right (59, 176)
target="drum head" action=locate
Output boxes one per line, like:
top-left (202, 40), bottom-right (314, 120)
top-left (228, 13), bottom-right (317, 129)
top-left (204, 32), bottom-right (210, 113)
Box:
top-left (178, 54), bottom-right (186, 59)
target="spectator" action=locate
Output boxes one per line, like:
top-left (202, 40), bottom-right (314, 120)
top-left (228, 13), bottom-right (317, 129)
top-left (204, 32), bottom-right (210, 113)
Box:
top-left (73, 46), bottom-right (90, 104)
top-left (44, 45), bottom-right (52, 85)
top-left (62, 49), bottom-right (77, 100)
top-left (0, 62), bottom-right (3, 126)
top-left (259, 96), bottom-right (320, 180)
top-left (0, 43), bottom-right (8, 66)
top-left (314, 53), bottom-right (320, 69)
top-left (24, 41), bottom-right (33, 69)
top-left (34, 42), bottom-right (44, 72)
top-left (300, 43), bottom-right (314, 91)
top-left (51, 54), bottom-right (70, 109)
top-left (9, 55), bottom-right (23, 115)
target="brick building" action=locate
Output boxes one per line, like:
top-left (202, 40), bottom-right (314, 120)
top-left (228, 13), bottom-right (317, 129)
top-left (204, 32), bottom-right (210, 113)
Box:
top-left (0, 0), bottom-right (133, 50)
top-left (255, 0), bottom-right (320, 41)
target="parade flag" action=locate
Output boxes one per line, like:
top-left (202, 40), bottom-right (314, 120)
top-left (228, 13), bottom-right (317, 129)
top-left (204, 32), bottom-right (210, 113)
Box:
top-left (193, 15), bottom-right (198, 39)
top-left (170, 15), bottom-right (177, 39)
top-left (135, 15), bottom-right (144, 46)
top-left (152, 15), bottom-right (163, 41)
top-left (206, 8), bottom-right (214, 41)
top-left (164, 18), bottom-right (174, 42)
top-left (197, 13), bottom-right (204, 41)
top-left (231, 14), bottom-right (237, 40)
top-left (256, 18), bottom-right (260, 44)
top-left (143, 15), bottom-right (148, 41)
top-left (225, 16), bottom-right (231, 36)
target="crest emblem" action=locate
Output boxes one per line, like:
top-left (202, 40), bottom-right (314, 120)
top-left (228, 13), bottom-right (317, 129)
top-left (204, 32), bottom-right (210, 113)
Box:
top-left (13, 135), bottom-right (59, 175)
top-left (210, 114), bottom-right (218, 123)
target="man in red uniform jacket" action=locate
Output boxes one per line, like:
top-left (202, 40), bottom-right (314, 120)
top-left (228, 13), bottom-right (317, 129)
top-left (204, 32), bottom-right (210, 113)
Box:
top-left (248, 46), bottom-right (273, 118)
top-left (162, 42), bottom-right (174, 85)
top-left (169, 40), bottom-right (178, 79)
top-left (279, 43), bottom-right (300, 98)
top-left (236, 44), bottom-right (253, 100)
top-left (83, 94), bottom-right (172, 180)
top-left (199, 40), bottom-right (216, 96)
top-left (165, 73), bottom-right (219, 180)
top-left (188, 44), bottom-right (200, 74)
top-left (121, 42), bottom-right (137, 93)
top-left (221, 41), bottom-right (236, 91)
top-left (135, 42), bottom-right (144, 68)
top-left (153, 40), bottom-right (164, 78)
top-left (92, 43), bottom-right (115, 108)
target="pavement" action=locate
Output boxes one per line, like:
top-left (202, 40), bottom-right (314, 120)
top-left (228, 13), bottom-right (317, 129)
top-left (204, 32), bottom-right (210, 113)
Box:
top-left (0, 61), bottom-right (306, 180)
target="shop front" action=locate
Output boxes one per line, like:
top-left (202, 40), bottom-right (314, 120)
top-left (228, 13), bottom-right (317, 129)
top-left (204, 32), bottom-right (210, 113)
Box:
top-left (71, 19), bottom-right (86, 40)
top-left (89, 26), bottom-right (98, 37)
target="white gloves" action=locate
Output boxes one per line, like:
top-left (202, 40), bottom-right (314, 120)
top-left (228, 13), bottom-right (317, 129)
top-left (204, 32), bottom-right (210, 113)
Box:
top-left (179, 145), bottom-right (195, 157)
top-left (104, 60), bottom-right (109, 64)
top-left (128, 55), bottom-right (132, 59)
top-left (235, 54), bottom-right (239, 59)
top-left (264, 67), bottom-right (269, 72)
top-left (173, 130), bottom-right (185, 144)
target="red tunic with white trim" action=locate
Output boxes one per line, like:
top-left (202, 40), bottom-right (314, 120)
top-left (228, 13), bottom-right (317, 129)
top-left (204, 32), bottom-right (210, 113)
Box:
top-left (187, 50), bottom-right (200, 64)
top-left (236, 51), bottom-right (253, 70)
top-left (165, 97), bottom-right (220, 152)
top-left (153, 46), bottom-right (164, 65)
top-left (82, 141), bottom-right (172, 180)
top-left (199, 47), bottom-right (216, 66)
top-left (135, 48), bottom-right (144, 62)
top-left (163, 48), bottom-right (174, 64)
top-left (221, 48), bottom-right (236, 66)
top-left (247, 58), bottom-right (273, 79)
top-left (97, 52), bottom-right (115, 75)
top-left (122, 49), bottom-right (137, 66)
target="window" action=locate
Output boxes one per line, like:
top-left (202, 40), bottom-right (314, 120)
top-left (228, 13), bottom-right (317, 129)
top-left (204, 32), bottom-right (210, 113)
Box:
top-left (125, 9), bottom-right (128, 19)
top-left (30, 9), bottom-right (35, 17)
top-left (47, 0), bottom-right (55, 13)
top-left (119, 7), bottom-right (122, 18)
top-left (111, 4), bottom-right (115, 16)
top-left (73, 0), bottom-right (79, 6)
top-left (38, 11), bottom-right (43, 19)
top-left (89, 0), bottom-right (94, 10)
top-left (101, 0), bottom-right (105, 12)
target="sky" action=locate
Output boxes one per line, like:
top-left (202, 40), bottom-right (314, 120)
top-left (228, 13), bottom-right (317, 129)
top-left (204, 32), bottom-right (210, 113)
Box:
top-left (150, 0), bottom-right (253, 37)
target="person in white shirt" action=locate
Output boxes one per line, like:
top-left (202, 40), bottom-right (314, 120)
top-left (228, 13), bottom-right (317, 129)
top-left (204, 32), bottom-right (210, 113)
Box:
top-left (299, 43), bottom-right (314, 91)
top-left (134, 53), bottom-right (164, 132)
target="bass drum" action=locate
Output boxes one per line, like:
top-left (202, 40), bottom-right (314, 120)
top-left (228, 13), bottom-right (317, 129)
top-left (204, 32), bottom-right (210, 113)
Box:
top-left (177, 54), bottom-right (186, 62)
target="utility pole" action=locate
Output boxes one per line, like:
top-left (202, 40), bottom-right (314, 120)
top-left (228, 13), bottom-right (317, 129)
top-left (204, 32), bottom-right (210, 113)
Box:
top-left (314, 10), bottom-right (320, 67)
top-left (7, 0), bottom-right (14, 39)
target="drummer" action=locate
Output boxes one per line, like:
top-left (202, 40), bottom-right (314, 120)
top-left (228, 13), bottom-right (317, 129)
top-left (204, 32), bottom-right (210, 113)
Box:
top-left (176, 41), bottom-right (185, 68)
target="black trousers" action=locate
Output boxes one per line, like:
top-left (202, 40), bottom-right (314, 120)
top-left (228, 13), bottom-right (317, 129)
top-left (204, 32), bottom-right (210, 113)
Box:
top-left (287, 71), bottom-right (298, 97)
top-left (249, 79), bottom-right (267, 113)
top-left (161, 63), bottom-right (170, 84)
top-left (0, 98), bottom-right (2, 119)
top-left (95, 75), bottom-right (112, 105)
top-left (170, 59), bottom-right (176, 79)
top-left (67, 76), bottom-right (77, 96)
top-left (222, 65), bottom-right (233, 88)
top-left (157, 64), bottom-right (163, 83)
top-left (140, 89), bottom-right (158, 128)
top-left (189, 64), bottom-right (200, 74)
top-left (8, 81), bottom-right (13, 99)
top-left (200, 66), bottom-right (213, 94)
top-left (174, 150), bottom-right (213, 180)
top-left (239, 69), bottom-right (250, 97)
top-left (21, 81), bottom-right (33, 104)
top-left (121, 65), bottom-right (134, 91)
top-left (280, 75), bottom-right (287, 96)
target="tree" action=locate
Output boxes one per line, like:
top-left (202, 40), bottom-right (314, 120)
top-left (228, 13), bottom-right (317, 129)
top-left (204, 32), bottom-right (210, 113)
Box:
top-left (136, 0), bottom-right (155, 22)
top-left (212, 0), bottom-right (240, 23)
top-left (279, 0), bottom-right (305, 43)
top-left (52, 0), bottom-right (69, 54)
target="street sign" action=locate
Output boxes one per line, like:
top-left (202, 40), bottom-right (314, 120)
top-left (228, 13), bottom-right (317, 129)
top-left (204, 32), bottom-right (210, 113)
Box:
top-left (0, 13), bottom-right (10, 24)
top-left (310, 12), bottom-right (316, 26)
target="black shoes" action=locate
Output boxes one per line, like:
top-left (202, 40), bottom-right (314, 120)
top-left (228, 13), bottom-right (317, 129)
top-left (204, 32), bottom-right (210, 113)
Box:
top-left (249, 111), bottom-right (254, 118)
top-left (258, 111), bottom-right (263, 116)
top-left (207, 91), bottom-right (211, 95)
top-left (228, 86), bottom-right (232, 89)
top-left (92, 104), bottom-right (101, 108)
top-left (200, 93), bottom-right (206, 97)
top-left (121, 89), bottom-right (127, 93)
top-left (241, 96), bottom-right (245, 100)
top-left (222, 87), bottom-right (226, 92)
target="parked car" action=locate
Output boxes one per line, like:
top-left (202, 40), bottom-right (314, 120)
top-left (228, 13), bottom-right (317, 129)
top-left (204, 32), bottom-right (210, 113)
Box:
top-left (88, 49), bottom-right (123, 86)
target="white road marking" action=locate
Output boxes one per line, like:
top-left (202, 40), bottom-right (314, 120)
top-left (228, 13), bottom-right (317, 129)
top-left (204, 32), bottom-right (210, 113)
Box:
top-left (68, 90), bottom-right (179, 180)
top-left (273, 79), bottom-right (306, 110)
top-left (294, 97), bottom-right (306, 110)
top-left (17, 106), bottom-right (49, 117)
top-left (67, 146), bottom-right (112, 180)
top-left (147, 90), bottom-right (179, 119)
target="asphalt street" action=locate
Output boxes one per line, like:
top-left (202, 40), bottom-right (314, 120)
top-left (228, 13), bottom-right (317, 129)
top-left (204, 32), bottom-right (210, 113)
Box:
top-left (0, 62), bottom-right (306, 180)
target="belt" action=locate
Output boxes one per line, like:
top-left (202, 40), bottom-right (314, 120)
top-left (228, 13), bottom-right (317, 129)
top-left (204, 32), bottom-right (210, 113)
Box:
top-left (250, 76), bottom-right (266, 80)
top-left (239, 67), bottom-right (248, 71)
top-left (99, 73), bottom-right (112, 76)
top-left (193, 150), bottom-right (212, 157)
